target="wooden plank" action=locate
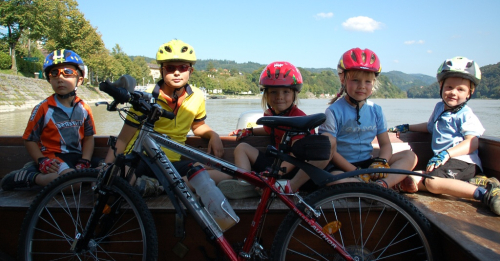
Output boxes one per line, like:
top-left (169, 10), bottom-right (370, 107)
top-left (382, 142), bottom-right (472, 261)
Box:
top-left (407, 192), bottom-right (500, 260)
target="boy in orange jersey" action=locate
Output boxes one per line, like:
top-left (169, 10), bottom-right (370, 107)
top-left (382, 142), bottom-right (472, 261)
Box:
top-left (1, 49), bottom-right (95, 190)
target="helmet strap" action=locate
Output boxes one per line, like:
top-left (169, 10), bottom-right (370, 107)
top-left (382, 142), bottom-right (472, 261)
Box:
top-left (57, 86), bottom-right (77, 100)
top-left (346, 93), bottom-right (362, 125)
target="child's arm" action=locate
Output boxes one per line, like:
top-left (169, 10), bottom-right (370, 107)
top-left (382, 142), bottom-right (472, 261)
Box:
top-left (251, 127), bottom-right (267, 136)
top-left (447, 135), bottom-right (479, 158)
top-left (192, 121), bottom-right (224, 158)
top-left (104, 123), bottom-right (138, 164)
top-left (389, 122), bottom-right (429, 133)
top-left (81, 135), bottom-right (94, 161)
top-left (409, 123), bottom-right (429, 133)
top-left (375, 132), bottom-right (393, 161)
top-left (24, 140), bottom-right (59, 173)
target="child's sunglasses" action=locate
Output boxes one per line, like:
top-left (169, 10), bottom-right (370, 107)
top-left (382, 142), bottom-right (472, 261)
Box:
top-left (162, 64), bottom-right (191, 73)
top-left (49, 68), bottom-right (79, 78)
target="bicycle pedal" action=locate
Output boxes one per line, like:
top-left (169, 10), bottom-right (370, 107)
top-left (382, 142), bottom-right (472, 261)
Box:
top-left (172, 241), bottom-right (189, 258)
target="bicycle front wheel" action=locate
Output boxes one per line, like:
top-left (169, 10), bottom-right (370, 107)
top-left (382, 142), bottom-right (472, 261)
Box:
top-left (271, 182), bottom-right (434, 261)
top-left (18, 169), bottom-right (158, 261)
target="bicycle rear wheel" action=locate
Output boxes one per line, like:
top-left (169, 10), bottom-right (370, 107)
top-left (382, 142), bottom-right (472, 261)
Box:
top-left (18, 169), bottom-right (158, 261)
top-left (271, 182), bottom-right (434, 261)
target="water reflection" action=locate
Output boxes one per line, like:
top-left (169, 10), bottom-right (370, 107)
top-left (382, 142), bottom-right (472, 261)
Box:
top-left (1, 99), bottom-right (499, 138)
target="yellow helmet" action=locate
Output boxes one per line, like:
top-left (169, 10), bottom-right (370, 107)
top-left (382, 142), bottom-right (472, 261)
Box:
top-left (156, 39), bottom-right (196, 65)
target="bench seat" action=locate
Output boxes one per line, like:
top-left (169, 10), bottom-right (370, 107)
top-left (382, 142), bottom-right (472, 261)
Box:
top-left (1, 133), bottom-right (500, 260)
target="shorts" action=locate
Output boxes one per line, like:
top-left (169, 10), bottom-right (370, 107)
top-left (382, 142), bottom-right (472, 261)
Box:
top-left (327, 158), bottom-right (374, 172)
top-left (253, 151), bottom-right (322, 192)
top-left (134, 159), bottom-right (196, 178)
top-left (426, 158), bottom-right (479, 180)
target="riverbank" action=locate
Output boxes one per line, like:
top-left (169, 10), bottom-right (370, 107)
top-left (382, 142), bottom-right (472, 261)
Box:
top-left (0, 73), bottom-right (111, 112)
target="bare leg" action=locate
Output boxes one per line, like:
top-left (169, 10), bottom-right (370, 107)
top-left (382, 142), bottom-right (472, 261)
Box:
top-left (289, 159), bottom-right (330, 192)
top-left (233, 143), bottom-right (259, 171)
top-left (383, 150), bottom-right (418, 187)
top-left (420, 176), bottom-right (476, 198)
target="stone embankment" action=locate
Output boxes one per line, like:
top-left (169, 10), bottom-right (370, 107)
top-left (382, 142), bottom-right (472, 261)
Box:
top-left (0, 73), bottom-right (111, 112)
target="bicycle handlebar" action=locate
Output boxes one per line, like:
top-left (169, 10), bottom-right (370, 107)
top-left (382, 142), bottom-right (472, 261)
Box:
top-left (98, 75), bottom-right (175, 120)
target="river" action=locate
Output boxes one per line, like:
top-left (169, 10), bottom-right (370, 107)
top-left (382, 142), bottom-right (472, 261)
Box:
top-left (2, 98), bottom-right (500, 138)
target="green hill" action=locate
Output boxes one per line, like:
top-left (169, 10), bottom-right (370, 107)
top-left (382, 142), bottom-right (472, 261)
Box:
top-left (407, 62), bottom-right (500, 99)
top-left (381, 71), bottom-right (435, 91)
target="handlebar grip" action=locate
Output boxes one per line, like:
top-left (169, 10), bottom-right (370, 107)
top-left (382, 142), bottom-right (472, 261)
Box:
top-left (99, 75), bottom-right (136, 104)
top-left (161, 110), bottom-right (175, 120)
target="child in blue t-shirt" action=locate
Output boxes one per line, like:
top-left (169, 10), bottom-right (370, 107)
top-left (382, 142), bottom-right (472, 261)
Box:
top-left (389, 56), bottom-right (499, 216)
top-left (319, 48), bottom-right (417, 190)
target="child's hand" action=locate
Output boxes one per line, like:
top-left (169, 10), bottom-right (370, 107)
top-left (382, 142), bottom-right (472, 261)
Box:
top-left (388, 124), bottom-right (409, 133)
top-left (228, 128), bottom-right (253, 141)
top-left (38, 157), bottom-right (60, 174)
top-left (368, 158), bottom-right (390, 180)
top-left (426, 150), bottom-right (450, 172)
top-left (75, 159), bottom-right (91, 170)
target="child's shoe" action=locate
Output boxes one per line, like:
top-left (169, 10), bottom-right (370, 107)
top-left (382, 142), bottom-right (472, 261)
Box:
top-left (0, 170), bottom-right (39, 191)
top-left (217, 179), bottom-right (260, 200)
top-left (134, 176), bottom-right (164, 197)
top-left (468, 175), bottom-right (500, 188)
top-left (393, 176), bottom-right (418, 193)
top-left (482, 182), bottom-right (500, 216)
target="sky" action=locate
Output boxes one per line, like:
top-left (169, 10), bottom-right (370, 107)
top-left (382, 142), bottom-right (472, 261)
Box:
top-left (74, 0), bottom-right (500, 77)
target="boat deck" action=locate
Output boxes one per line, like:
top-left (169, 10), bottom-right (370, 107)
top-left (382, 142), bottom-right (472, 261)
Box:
top-left (1, 134), bottom-right (500, 260)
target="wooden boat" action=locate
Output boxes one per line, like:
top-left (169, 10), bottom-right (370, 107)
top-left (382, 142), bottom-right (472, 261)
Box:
top-left (1, 133), bottom-right (499, 260)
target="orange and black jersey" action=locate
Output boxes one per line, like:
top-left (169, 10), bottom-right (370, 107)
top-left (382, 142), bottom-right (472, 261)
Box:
top-left (23, 95), bottom-right (96, 156)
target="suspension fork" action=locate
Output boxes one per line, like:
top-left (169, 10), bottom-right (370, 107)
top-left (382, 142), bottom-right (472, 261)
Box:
top-left (71, 155), bottom-right (126, 252)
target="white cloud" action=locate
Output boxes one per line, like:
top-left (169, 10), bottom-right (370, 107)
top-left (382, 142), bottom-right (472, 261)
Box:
top-left (342, 16), bottom-right (382, 32)
top-left (404, 40), bottom-right (425, 45)
top-left (314, 12), bottom-right (334, 19)
top-left (394, 60), bottom-right (399, 63)
top-left (427, 50), bottom-right (432, 53)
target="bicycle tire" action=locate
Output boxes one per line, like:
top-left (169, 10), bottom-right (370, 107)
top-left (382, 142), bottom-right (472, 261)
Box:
top-left (271, 182), bottom-right (434, 261)
top-left (18, 169), bottom-right (158, 261)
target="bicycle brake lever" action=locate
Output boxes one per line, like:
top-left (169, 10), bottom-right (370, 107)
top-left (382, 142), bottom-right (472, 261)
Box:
top-left (95, 101), bottom-right (109, 107)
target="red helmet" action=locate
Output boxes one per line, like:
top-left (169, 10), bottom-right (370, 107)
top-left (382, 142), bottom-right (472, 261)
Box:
top-left (259, 61), bottom-right (303, 92)
top-left (338, 48), bottom-right (381, 76)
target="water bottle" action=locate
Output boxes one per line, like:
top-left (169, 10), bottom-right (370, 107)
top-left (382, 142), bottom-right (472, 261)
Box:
top-left (187, 165), bottom-right (240, 231)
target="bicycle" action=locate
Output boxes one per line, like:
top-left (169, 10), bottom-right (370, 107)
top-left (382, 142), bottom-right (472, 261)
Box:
top-left (18, 75), bottom-right (435, 260)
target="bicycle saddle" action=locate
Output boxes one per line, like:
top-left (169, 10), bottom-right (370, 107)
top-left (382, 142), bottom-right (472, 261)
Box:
top-left (256, 113), bottom-right (326, 130)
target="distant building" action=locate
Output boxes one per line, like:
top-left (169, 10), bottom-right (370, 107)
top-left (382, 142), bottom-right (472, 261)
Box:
top-left (148, 63), bottom-right (161, 81)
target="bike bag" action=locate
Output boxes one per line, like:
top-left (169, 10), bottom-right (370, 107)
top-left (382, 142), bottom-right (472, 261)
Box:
top-left (291, 135), bottom-right (330, 161)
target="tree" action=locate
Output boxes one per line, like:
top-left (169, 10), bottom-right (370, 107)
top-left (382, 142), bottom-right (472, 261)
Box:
top-left (0, 0), bottom-right (52, 73)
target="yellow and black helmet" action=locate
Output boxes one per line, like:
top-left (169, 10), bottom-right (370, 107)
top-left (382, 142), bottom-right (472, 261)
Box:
top-left (156, 39), bottom-right (196, 65)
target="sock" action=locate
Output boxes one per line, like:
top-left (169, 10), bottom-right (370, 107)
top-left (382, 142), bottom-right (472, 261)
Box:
top-left (28, 172), bottom-right (39, 186)
top-left (473, 187), bottom-right (487, 200)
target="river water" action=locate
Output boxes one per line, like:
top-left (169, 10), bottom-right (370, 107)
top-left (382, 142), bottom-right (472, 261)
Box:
top-left (2, 98), bottom-right (500, 138)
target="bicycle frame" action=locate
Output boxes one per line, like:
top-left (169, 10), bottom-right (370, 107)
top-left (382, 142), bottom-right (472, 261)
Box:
top-left (119, 116), bottom-right (354, 260)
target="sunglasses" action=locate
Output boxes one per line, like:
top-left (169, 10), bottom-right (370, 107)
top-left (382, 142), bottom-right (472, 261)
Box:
top-left (49, 68), bottom-right (79, 78)
top-left (163, 64), bottom-right (191, 73)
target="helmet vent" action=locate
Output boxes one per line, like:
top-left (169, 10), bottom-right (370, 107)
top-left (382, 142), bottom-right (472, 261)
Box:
top-left (446, 61), bottom-right (453, 66)
top-left (275, 68), bottom-right (280, 79)
top-left (266, 69), bottom-right (271, 78)
top-left (165, 46), bottom-right (172, 53)
top-left (350, 52), bottom-right (357, 62)
top-left (361, 52), bottom-right (366, 63)
top-left (284, 69), bottom-right (291, 78)
top-left (181, 46), bottom-right (188, 53)
top-left (370, 54), bottom-right (376, 64)
top-left (466, 62), bottom-right (473, 68)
